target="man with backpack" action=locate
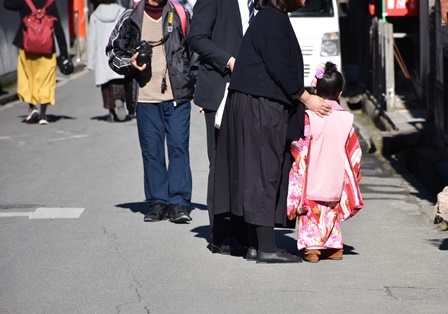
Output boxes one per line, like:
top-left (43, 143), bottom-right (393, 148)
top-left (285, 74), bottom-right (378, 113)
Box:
top-left (106, 0), bottom-right (197, 223)
top-left (4, 0), bottom-right (70, 125)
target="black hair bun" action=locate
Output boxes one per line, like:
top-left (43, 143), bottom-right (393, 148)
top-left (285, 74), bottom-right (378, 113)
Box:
top-left (324, 61), bottom-right (337, 75)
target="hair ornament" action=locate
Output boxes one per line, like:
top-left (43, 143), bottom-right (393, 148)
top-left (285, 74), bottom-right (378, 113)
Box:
top-left (310, 63), bottom-right (325, 87)
top-left (315, 63), bottom-right (326, 79)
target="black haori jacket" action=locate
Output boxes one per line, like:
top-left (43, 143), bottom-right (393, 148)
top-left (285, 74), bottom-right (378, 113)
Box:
top-left (106, 0), bottom-right (197, 114)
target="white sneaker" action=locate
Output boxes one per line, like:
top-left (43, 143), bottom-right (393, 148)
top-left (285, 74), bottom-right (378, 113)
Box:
top-left (39, 115), bottom-right (48, 125)
top-left (114, 99), bottom-right (127, 121)
top-left (25, 108), bottom-right (39, 123)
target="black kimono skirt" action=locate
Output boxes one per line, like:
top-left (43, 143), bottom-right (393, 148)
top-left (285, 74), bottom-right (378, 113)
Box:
top-left (213, 90), bottom-right (296, 228)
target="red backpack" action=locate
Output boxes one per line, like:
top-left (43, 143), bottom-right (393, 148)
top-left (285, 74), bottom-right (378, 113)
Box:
top-left (22, 0), bottom-right (57, 54)
top-left (170, 1), bottom-right (188, 39)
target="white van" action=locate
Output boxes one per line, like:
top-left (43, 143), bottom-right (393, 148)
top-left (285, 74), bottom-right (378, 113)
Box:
top-left (289, 0), bottom-right (341, 87)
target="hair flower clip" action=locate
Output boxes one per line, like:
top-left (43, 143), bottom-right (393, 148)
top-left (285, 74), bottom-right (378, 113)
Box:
top-left (315, 63), bottom-right (325, 79)
top-left (310, 63), bottom-right (326, 87)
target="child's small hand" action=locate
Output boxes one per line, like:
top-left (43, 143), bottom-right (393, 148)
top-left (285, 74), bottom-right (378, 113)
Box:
top-left (297, 206), bottom-right (308, 215)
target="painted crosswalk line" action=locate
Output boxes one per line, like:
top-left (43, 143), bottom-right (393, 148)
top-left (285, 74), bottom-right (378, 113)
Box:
top-left (0, 208), bottom-right (85, 219)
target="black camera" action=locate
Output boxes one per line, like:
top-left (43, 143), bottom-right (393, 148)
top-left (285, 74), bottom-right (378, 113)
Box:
top-left (136, 41), bottom-right (152, 67)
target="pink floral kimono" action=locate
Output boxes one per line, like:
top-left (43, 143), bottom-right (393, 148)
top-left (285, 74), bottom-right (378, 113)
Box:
top-left (287, 107), bottom-right (364, 251)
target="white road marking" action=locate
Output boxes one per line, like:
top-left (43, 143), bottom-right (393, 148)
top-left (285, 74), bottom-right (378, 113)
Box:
top-left (47, 134), bottom-right (89, 142)
top-left (0, 208), bottom-right (85, 219)
top-left (0, 212), bottom-right (30, 217)
top-left (29, 208), bottom-right (85, 219)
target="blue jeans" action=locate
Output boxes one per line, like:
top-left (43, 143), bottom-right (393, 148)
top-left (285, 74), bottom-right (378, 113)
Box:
top-left (136, 101), bottom-right (192, 206)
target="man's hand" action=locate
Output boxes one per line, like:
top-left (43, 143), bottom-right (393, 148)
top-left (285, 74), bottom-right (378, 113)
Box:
top-left (131, 52), bottom-right (147, 71)
top-left (227, 57), bottom-right (236, 72)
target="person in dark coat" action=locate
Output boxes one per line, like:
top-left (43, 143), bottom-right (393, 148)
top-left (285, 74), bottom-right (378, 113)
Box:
top-left (188, 0), bottom-right (253, 255)
top-left (4, 0), bottom-right (69, 125)
top-left (213, 0), bottom-right (332, 263)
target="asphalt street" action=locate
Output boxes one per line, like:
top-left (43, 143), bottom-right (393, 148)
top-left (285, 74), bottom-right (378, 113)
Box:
top-left (0, 70), bottom-right (447, 313)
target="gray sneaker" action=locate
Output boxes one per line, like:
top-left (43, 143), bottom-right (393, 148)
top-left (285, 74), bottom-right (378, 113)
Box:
top-left (170, 204), bottom-right (192, 223)
top-left (144, 203), bottom-right (168, 222)
top-left (114, 99), bottom-right (127, 121)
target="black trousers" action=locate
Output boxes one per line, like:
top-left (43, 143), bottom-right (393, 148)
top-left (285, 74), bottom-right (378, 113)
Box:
top-left (204, 110), bottom-right (218, 229)
top-left (204, 110), bottom-right (246, 245)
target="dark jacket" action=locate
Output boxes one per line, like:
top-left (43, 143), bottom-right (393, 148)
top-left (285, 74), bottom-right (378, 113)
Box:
top-left (229, 6), bottom-right (305, 106)
top-left (229, 6), bottom-right (306, 140)
top-left (4, 0), bottom-right (68, 57)
top-left (187, 0), bottom-right (243, 111)
top-left (106, 0), bottom-right (196, 114)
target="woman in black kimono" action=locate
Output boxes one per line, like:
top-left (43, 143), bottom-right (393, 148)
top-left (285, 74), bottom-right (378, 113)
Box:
top-left (213, 0), bottom-right (332, 263)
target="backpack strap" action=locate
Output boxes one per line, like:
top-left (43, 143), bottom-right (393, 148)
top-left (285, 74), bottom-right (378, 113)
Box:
top-left (44, 0), bottom-right (55, 10)
top-left (24, 0), bottom-right (37, 13)
top-left (132, 0), bottom-right (187, 38)
top-left (24, 0), bottom-right (54, 15)
top-left (170, 1), bottom-right (187, 39)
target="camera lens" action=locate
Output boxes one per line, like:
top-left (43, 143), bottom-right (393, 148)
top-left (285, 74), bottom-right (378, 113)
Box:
top-left (137, 53), bottom-right (150, 67)
top-left (136, 41), bottom-right (152, 67)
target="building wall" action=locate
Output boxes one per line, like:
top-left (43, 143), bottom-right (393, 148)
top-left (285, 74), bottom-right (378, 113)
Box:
top-left (436, 1), bottom-right (448, 82)
top-left (434, 0), bottom-right (448, 145)
top-left (0, 0), bottom-right (70, 84)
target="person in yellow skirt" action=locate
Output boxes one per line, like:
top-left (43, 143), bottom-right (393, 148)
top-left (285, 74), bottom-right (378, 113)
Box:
top-left (4, 0), bottom-right (69, 125)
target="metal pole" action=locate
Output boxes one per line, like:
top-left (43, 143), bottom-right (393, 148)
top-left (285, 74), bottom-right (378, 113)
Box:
top-left (74, 9), bottom-right (81, 63)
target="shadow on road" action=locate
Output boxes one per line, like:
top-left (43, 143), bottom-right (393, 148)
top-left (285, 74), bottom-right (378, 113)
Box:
top-left (191, 225), bottom-right (210, 243)
top-left (116, 201), bottom-right (207, 215)
top-left (190, 202), bottom-right (207, 211)
top-left (90, 115), bottom-right (133, 122)
top-left (116, 201), bottom-right (148, 214)
top-left (19, 114), bottom-right (75, 123)
top-left (426, 238), bottom-right (448, 251)
top-left (190, 224), bottom-right (360, 260)
top-left (342, 244), bottom-right (359, 255)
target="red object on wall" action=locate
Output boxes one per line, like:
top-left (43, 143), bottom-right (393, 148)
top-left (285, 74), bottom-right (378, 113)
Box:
top-left (385, 0), bottom-right (419, 17)
top-left (68, 0), bottom-right (74, 38)
top-left (368, 0), bottom-right (375, 16)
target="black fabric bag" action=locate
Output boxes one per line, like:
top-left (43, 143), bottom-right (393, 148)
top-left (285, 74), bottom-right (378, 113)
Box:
top-left (57, 56), bottom-right (74, 75)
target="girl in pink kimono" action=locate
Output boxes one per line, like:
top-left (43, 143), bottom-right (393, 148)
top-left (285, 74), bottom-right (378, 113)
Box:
top-left (287, 62), bottom-right (364, 263)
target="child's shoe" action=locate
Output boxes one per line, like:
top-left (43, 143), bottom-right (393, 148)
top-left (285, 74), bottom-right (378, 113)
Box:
top-left (322, 248), bottom-right (343, 260)
top-left (304, 249), bottom-right (320, 263)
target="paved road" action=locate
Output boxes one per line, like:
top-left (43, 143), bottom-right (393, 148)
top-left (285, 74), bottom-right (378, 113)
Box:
top-left (0, 70), bottom-right (447, 313)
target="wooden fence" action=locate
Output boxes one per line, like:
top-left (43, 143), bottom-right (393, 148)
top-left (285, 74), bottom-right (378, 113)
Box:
top-left (369, 18), bottom-right (395, 111)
